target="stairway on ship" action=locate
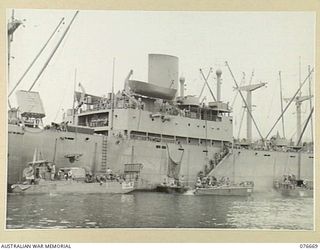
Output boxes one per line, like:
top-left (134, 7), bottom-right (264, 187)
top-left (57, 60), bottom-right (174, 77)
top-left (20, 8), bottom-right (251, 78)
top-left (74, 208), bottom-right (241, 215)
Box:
top-left (206, 150), bottom-right (232, 176)
top-left (100, 136), bottom-right (108, 173)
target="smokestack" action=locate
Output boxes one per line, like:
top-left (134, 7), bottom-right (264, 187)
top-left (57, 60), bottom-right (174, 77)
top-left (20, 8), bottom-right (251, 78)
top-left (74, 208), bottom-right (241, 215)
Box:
top-left (216, 69), bottom-right (222, 102)
top-left (179, 76), bottom-right (185, 98)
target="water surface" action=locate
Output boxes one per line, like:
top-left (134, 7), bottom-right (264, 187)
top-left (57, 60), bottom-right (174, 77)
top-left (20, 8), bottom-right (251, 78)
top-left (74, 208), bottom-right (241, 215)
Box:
top-left (6, 191), bottom-right (313, 229)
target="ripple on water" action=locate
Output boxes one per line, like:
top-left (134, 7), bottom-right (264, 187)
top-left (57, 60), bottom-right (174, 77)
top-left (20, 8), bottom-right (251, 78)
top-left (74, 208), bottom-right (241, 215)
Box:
top-left (45, 219), bottom-right (57, 223)
top-left (85, 222), bottom-right (97, 225)
top-left (60, 220), bottom-right (70, 224)
top-left (6, 192), bottom-right (314, 229)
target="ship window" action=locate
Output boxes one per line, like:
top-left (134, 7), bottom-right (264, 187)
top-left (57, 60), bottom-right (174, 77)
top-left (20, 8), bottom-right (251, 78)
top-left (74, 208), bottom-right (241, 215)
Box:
top-left (152, 118), bottom-right (154, 121)
top-left (197, 125), bottom-right (199, 128)
top-left (162, 146), bottom-right (166, 149)
top-left (61, 137), bottom-right (74, 140)
top-left (264, 154), bottom-right (271, 157)
top-left (217, 128), bottom-right (220, 130)
top-left (115, 115), bottom-right (118, 118)
top-left (156, 145), bottom-right (161, 149)
top-left (188, 123), bottom-right (190, 126)
top-left (85, 137), bottom-right (90, 141)
top-left (309, 156), bottom-right (314, 159)
top-left (203, 125), bottom-right (205, 128)
top-left (290, 155), bottom-right (296, 158)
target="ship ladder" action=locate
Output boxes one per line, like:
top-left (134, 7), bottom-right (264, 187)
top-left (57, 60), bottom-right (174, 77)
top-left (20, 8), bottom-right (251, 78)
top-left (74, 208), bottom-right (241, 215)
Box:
top-left (207, 151), bottom-right (232, 176)
top-left (100, 136), bottom-right (108, 173)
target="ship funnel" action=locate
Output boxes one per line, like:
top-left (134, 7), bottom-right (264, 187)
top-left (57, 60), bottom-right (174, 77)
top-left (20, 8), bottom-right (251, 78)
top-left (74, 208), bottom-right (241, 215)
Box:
top-left (216, 69), bottom-right (222, 102)
top-left (148, 54), bottom-right (179, 90)
top-left (179, 76), bottom-right (185, 98)
top-left (128, 54), bottom-right (179, 100)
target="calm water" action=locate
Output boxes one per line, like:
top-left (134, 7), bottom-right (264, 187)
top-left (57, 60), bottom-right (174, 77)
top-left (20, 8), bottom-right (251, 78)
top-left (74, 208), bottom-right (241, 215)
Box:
top-left (6, 191), bottom-right (313, 230)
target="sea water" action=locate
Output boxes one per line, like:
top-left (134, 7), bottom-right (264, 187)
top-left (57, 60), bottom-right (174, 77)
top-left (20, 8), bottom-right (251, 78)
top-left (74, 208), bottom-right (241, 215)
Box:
top-left (6, 191), bottom-right (313, 229)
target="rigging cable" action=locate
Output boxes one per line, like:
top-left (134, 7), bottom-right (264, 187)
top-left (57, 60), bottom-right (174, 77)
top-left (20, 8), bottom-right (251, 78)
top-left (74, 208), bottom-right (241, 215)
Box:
top-left (265, 77), bottom-right (277, 131)
top-left (296, 106), bottom-right (314, 146)
top-left (38, 19), bottom-right (72, 89)
top-left (28, 11), bottom-right (79, 92)
top-left (230, 72), bottom-right (245, 109)
top-left (199, 68), bottom-right (216, 102)
top-left (8, 17), bottom-right (65, 98)
top-left (265, 67), bottom-right (314, 139)
top-left (198, 68), bottom-right (213, 99)
top-left (225, 61), bottom-right (264, 141)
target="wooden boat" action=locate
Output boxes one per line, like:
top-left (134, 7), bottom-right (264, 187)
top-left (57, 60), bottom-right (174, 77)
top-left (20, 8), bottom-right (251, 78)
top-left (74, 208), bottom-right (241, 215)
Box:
top-left (156, 145), bottom-right (189, 194)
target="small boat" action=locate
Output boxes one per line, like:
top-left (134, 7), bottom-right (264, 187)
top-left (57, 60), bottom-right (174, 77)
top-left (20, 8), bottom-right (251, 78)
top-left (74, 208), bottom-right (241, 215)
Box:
top-left (156, 145), bottom-right (189, 194)
top-left (9, 149), bottom-right (135, 195)
top-left (10, 180), bottom-right (135, 195)
top-left (198, 140), bottom-right (254, 196)
top-left (194, 181), bottom-right (254, 196)
top-left (273, 135), bottom-right (313, 198)
top-left (272, 104), bottom-right (314, 198)
top-left (273, 179), bottom-right (313, 198)
top-left (156, 184), bottom-right (189, 194)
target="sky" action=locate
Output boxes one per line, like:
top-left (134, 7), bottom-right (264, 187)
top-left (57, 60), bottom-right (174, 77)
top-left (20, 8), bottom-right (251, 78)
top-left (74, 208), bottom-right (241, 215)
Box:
top-left (7, 10), bottom-right (315, 141)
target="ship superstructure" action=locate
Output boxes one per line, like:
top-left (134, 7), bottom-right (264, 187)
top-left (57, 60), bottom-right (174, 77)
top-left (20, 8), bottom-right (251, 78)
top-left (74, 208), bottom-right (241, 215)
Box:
top-left (61, 54), bottom-right (233, 188)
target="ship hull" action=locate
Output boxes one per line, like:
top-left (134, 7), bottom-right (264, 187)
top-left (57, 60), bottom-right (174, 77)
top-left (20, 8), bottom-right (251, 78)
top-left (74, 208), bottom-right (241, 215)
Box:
top-left (7, 124), bottom-right (314, 192)
top-left (277, 188), bottom-right (313, 197)
top-left (210, 149), bottom-right (314, 192)
top-left (156, 185), bottom-right (189, 194)
top-left (10, 181), bottom-right (134, 194)
top-left (194, 186), bottom-right (253, 196)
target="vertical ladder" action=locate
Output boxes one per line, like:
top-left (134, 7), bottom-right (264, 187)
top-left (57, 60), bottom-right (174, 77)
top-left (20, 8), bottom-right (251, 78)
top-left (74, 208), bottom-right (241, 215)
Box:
top-left (100, 136), bottom-right (108, 173)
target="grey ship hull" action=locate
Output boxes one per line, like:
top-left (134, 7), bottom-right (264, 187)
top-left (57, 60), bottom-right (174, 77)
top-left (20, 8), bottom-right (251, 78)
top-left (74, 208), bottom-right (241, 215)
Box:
top-left (7, 124), bottom-right (314, 192)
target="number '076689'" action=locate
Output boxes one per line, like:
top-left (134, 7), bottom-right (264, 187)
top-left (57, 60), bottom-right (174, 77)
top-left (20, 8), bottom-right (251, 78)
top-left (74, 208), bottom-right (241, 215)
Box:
top-left (300, 244), bottom-right (318, 248)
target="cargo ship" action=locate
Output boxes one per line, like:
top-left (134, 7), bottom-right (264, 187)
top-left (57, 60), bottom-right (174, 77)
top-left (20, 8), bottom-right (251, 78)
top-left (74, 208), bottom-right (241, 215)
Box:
top-left (7, 12), bottom-right (314, 192)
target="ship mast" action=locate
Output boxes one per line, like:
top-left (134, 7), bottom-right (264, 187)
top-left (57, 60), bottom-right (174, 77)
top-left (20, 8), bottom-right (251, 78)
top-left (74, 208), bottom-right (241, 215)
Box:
top-left (291, 58), bottom-right (313, 146)
top-left (72, 69), bottom-right (77, 125)
top-left (278, 71), bottom-right (286, 138)
top-left (307, 65), bottom-right (313, 143)
top-left (110, 57), bottom-right (115, 131)
top-left (216, 69), bottom-right (222, 102)
top-left (239, 82), bottom-right (266, 143)
top-left (236, 71), bottom-right (254, 141)
top-left (225, 61), bottom-right (265, 143)
top-left (296, 106), bottom-right (313, 179)
top-left (8, 17), bottom-right (64, 99)
top-left (265, 67), bottom-right (313, 140)
top-left (7, 9), bottom-right (23, 108)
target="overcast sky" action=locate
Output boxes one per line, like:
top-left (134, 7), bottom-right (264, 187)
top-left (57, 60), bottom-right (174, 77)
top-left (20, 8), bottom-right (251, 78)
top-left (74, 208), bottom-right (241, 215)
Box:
top-left (7, 10), bottom-right (315, 141)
